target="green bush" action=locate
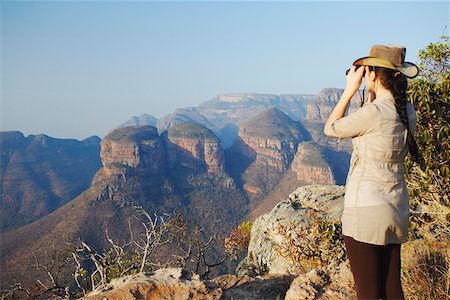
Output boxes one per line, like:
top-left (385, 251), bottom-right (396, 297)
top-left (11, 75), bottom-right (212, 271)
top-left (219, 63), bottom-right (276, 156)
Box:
top-left (406, 36), bottom-right (450, 241)
top-left (403, 35), bottom-right (450, 300)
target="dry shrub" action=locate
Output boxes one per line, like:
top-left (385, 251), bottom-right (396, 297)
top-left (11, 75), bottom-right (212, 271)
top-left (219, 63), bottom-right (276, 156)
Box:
top-left (275, 210), bottom-right (346, 272)
top-left (402, 239), bottom-right (450, 300)
top-left (223, 221), bottom-right (253, 260)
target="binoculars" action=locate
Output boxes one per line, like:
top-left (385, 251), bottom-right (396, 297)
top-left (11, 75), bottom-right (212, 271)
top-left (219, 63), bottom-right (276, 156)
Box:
top-left (346, 66), bottom-right (366, 77)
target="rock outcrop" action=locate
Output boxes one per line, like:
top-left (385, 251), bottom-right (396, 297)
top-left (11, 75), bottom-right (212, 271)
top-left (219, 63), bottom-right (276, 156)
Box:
top-left (303, 88), bottom-right (360, 152)
top-left (291, 142), bottom-right (335, 185)
top-left (85, 268), bottom-right (295, 300)
top-left (100, 124), bottom-right (225, 177)
top-left (100, 126), bottom-right (165, 177)
top-left (224, 107), bottom-right (313, 207)
top-left (85, 269), bottom-right (221, 300)
top-left (245, 185), bottom-right (345, 275)
top-left (305, 88), bottom-right (344, 123)
top-left (242, 185), bottom-right (356, 299)
top-left (166, 122), bottom-right (224, 173)
top-left (238, 108), bottom-right (307, 171)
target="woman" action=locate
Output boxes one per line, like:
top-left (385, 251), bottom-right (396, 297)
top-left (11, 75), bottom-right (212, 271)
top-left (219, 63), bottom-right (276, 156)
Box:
top-left (324, 45), bottom-right (423, 299)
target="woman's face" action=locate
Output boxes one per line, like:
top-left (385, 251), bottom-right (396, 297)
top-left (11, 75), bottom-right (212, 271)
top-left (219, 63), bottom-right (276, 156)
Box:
top-left (364, 66), bottom-right (376, 93)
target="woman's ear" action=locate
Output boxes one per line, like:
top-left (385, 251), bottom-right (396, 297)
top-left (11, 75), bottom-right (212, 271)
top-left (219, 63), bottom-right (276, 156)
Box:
top-left (369, 69), bottom-right (376, 82)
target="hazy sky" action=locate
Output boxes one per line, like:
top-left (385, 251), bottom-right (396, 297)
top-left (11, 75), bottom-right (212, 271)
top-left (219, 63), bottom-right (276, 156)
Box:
top-left (2, 1), bottom-right (449, 140)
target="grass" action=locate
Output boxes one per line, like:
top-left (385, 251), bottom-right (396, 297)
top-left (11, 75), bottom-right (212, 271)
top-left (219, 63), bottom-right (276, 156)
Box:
top-left (402, 239), bottom-right (450, 300)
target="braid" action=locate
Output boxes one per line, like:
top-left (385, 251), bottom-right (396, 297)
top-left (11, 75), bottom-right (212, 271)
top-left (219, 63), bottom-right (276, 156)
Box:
top-left (375, 67), bottom-right (426, 170)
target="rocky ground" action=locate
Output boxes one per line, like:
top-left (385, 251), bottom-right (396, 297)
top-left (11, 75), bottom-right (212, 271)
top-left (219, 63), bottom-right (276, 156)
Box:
top-left (84, 185), bottom-right (357, 300)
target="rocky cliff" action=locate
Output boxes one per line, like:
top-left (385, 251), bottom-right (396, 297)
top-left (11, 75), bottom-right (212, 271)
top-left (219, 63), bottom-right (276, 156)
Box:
top-left (165, 122), bottom-right (224, 173)
top-left (304, 88), bottom-right (364, 124)
top-left (100, 126), bottom-right (165, 177)
top-left (225, 108), bottom-right (327, 211)
top-left (100, 124), bottom-right (225, 177)
top-left (291, 141), bottom-right (335, 185)
top-left (198, 93), bottom-right (314, 129)
top-left (303, 88), bottom-right (361, 152)
top-left (237, 107), bottom-right (308, 172)
top-left (240, 185), bottom-right (355, 299)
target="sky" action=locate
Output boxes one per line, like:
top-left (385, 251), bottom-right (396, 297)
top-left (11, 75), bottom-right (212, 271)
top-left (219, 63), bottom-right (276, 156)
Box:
top-left (1, 1), bottom-right (449, 140)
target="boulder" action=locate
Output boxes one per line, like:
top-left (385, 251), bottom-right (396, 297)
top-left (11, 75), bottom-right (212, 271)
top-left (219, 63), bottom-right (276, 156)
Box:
top-left (242, 184), bottom-right (356, 299)
top-left (84, 268), bottom-right (295, 300)
top-left (244, 185), bottom-right (345, 275)
top-left (85, 268), bottom-right (220, 300)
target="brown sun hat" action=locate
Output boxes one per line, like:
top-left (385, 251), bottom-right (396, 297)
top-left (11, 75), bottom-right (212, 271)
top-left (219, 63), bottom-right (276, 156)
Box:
top-left (353, 45), bottom-right (419, 78)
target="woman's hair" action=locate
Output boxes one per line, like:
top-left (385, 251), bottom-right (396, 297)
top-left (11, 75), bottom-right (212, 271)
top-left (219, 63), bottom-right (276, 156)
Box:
top-left (370, 66), bottom-right (425, 169)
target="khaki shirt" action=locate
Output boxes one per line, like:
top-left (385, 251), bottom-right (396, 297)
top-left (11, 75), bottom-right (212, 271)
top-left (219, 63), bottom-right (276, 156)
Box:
top-left (324, 94), bottom-right (416, 245)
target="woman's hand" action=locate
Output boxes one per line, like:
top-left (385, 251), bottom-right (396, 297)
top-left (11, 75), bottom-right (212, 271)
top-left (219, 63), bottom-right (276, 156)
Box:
top-left (345, 66), bottom-right (365, 95)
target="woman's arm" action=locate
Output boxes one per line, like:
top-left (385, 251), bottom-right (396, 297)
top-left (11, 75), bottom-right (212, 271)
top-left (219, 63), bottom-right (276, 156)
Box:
top-left (324, 66), bottom-right (365, 136)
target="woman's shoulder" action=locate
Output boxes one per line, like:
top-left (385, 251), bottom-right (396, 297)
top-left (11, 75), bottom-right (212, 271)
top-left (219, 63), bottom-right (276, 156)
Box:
top-left (354, 102), bottom-right (381, 121)
top-left (372, 97), bottom-right (398, 117)
top-left (360, 101), bottom-right (380, 112)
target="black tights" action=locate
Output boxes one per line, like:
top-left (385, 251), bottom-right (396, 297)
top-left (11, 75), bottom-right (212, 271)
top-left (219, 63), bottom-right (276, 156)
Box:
top-left (344, 236), bottom-right (404, 300)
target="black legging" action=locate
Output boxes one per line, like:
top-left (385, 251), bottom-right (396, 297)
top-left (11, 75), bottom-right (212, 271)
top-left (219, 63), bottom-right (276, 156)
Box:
top-left (344, 236), bottom-right (404, 300)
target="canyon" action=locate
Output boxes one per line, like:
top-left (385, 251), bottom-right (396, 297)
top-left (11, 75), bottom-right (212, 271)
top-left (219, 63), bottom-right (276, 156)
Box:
top-left (0, 88), bottom-right (352, 291)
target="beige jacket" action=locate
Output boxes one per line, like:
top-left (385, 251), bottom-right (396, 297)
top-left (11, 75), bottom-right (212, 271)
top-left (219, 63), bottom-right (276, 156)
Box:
top-left (324, 94), bottom-right (416, 245)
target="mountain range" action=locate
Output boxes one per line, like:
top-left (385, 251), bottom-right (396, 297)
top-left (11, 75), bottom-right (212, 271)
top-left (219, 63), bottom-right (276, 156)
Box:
top-left (0, 88), bottom-right (358, 288)
top-left (0, 132), bottom-right (101, 232)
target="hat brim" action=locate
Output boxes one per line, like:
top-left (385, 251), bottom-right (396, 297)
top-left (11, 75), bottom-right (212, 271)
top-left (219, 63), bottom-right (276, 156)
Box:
top-left (353, 57), bottom-right (419, 78)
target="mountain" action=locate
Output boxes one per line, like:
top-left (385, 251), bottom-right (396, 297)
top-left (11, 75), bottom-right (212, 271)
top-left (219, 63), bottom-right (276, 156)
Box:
top-left (117, 113), bottom-right (158, 128)
top-left (237, 107), bottom-right (310, 172)
top-left (225, 108), bottom-right (313, 210)
top-left (164, 122), bottom-right (224, 173)
top-left (97, 124), bottom-right (243, 229)
top-left (0, 124), bottom-right (247, 287)
top-left (247, 140), bottom-right (348, 220)
top-left (157, 108), bottom-right (220, 136)
top-left (198, 93), bottom-right (314, 127)
top-left (120, 93), bottom-right (315, 149)
top-left (1, 88), bottom-right (356, 291)
top-left (100, 125), bottom-right (165, 177)
top-left (303, 88), bottom-right (362, 152)
top-left (118, 91), bottom-right (361, 152)
top-left (0, 131), bottom-right (101, 232)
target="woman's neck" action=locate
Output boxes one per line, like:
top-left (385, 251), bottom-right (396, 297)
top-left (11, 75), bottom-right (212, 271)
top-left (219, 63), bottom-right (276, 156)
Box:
top-left (374, 80), bottom-right (393, 100)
